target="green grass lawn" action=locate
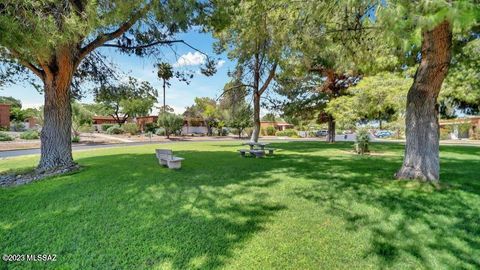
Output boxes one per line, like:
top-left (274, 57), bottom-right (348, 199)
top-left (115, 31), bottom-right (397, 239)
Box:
top-left (1, 141), bottom-right (479, 269)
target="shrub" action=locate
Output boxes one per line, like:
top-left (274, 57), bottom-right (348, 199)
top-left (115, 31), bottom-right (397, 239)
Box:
top-left (79, 124), bottom-right (94, 133)
top-left (260, 127), bottom-right (267, 136)
top-left (439, 127), bottom-right (452, 140)
top-left (276, 129), bottom-right (298, 137)
top-left (10, 121), bottom-right (26, 132)
top-left (221, 128), bottom-right (228, 136)
top-left (71, 136), bottom-right (80, 143)
top-left (157, 113), bottom-right (183, 138)
top-left (470, 126), bottom-right (480, 140)
top-left (355, 128), bottom-right (370, 154)
top-left (123, 123), bottom-right (139, 135)
top-left (145, 123), bottom-right (158, 133)
top-left (155, 128), bottom-right (166, 136)
top-left (229, 128), bottom-right (239, 136)
top-left (101, 124), bottom-right (114, 132)
top-left (106, 125), bottom-right (124, 135)
top-left (0, 132), bottom-right (14, 141)
top-left (473, 128), bottom-right (480, 140)
top-left (266, 126), bottom-right (276, 136)
top-left (458, 122), bottom-right (471, 138)
top-left (20, 130), bottom-right (40, 140)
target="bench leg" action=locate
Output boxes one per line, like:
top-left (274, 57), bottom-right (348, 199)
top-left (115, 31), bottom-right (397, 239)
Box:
top-left (240, 152), bottom-right (246, 157)
top-left (158, 159), bottom-right (168, 166)
top-left (268, 150), bottom-right (274, 155)
top-left (254, 152), bottom-right (265, 158)
top-left (167, 160), bottom-right (182, 169)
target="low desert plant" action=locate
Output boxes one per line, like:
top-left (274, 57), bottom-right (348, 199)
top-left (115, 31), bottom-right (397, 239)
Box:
top-left (440, 127), bottom-right (452, 140)
top-left (266, 126), bottom-right (276, 136)
top-left (0, 132), bottom-right (14, 141)
top-left (106, 125), bottom-right (124, 135)
top-left (469, 127), bottom-right (480, 140)
top-left (20, 130), bottom-right (40, 140)
top-left (276, 129), bottom-right (298, 137)
top-left (155, 128), bottom-right (166, 136)
top-left (229, 128), bottom-right (239, 136)
top-left (78, 124), bottom-right (94, 133)
top-left (71, 136), bottom-right (80, 143)
top-left (355, 128), bottom-right (370, 154)
top-left (101, 124), bottom-right (114, 132)
top-left (145, 123), bottom-right (158, 133)
top-left (157, 113), bottom-right (183, 138)
top-left (10, 121), bottom-right (27, 132)
top-left (123, 123), bottom-right (139, 135)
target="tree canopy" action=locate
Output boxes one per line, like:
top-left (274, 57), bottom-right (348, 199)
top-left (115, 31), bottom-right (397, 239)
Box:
top-left (326, 72), bottom-right (411, 129)
top-left (94, 77), bottom-right (157, 125)
top-left (440, 38), bottom-right (480, 115)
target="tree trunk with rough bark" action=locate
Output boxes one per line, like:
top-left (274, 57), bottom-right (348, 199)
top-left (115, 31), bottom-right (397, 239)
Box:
top-left (327, 115), bottom-right (336, 143)
top-left (250, 93), bottom-right (261, 142)
top-left (38, 53), bottom-right (76, 172)
top-left (395, 20), bottom-right (452, 182)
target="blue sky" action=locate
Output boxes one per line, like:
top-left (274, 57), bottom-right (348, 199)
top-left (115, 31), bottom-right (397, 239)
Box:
top-left (0, 31), bottom-right (235, 114)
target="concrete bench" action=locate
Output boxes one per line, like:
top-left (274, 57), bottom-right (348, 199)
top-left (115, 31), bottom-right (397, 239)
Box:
top-left (238, 149), bottom-right (250, 157)
top-left (264, 148), bottom-right (275, 155)
top-left (155, 149), bottom-right (184, 169)
top-left (250, 150), bottom-right (266, 158)
top-left (238, 149), bottom-right (266, 158)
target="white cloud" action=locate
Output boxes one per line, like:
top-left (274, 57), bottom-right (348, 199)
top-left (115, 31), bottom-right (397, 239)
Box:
top-left (22, 102), bottom-right (43, 109)
top-left (216, 60), bottom-right (226, 69)
top-left (173, 52), bottom-right (206, 67)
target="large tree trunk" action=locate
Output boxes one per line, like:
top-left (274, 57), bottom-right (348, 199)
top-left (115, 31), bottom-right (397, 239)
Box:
top-left (327, 114), bottom-right (336, 143)
top-left (250, 93), bottom-right (261, 142)
top-left (38, 68), bottom-right (76, 172)
top-left (395, 20), bottom-right (452, 182)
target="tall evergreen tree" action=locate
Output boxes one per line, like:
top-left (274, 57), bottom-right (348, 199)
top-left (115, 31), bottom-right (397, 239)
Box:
top-left (0, 1), bottom-right (213, 172)
top-left (376, 1), bottom-right (479, 181)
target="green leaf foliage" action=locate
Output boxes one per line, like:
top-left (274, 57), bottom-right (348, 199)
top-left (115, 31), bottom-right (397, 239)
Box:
top-left (157, 112), bottom-right (183, 138)
top-left (326, 72), bottom-right (411, 127)
top-left (441, 38), bottom-right (480, 115)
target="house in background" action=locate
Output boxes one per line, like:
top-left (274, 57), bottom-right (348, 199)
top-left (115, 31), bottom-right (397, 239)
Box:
top-left (260, 120), bottom-right (294, 131)
top-left (92, 116), bottom-right (119, 125)
top-left (439, 116), bottom-right (480, 139)
top-left (0, 104), bottom-right (11, 129)
top-left (182, 116), bottom-right (208, 135)
top-left (92, 116), bottom-right (122, 131)
top-left (91, 114), bottom-right (209, 135)
top-left (136, 115), bottom-right (158, 132)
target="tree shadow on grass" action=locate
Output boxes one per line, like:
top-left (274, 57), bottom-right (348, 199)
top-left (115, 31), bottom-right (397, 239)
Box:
top-left (280, 145), bottom-right (480, 269)
top-left (1, 142), bottom-right (479, 269)
top-left (0, 150), bottom-right (288, 269)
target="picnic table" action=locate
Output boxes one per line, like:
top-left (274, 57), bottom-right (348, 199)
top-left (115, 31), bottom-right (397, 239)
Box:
top-left (243, 141), bottom-right (270, 150)
top-left (238, 142), bottom-right (275, 158)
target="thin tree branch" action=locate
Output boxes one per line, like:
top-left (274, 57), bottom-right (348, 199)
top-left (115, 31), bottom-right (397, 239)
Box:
top-left (102, 39), bottom-right (211, 59)
top-left (215, 83), bottom-right (254, 101)
top-left (78, 4), bottom-right (151, 63)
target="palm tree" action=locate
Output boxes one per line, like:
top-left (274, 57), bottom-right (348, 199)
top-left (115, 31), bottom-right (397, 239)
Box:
top-left (156, 62), bottom-right (174, 113)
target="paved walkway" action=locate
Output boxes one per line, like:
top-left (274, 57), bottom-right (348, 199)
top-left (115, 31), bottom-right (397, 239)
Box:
top-left (0, 138), bottom-right (243, 159)
top-left (1, 138), bottom-right (479, 159)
